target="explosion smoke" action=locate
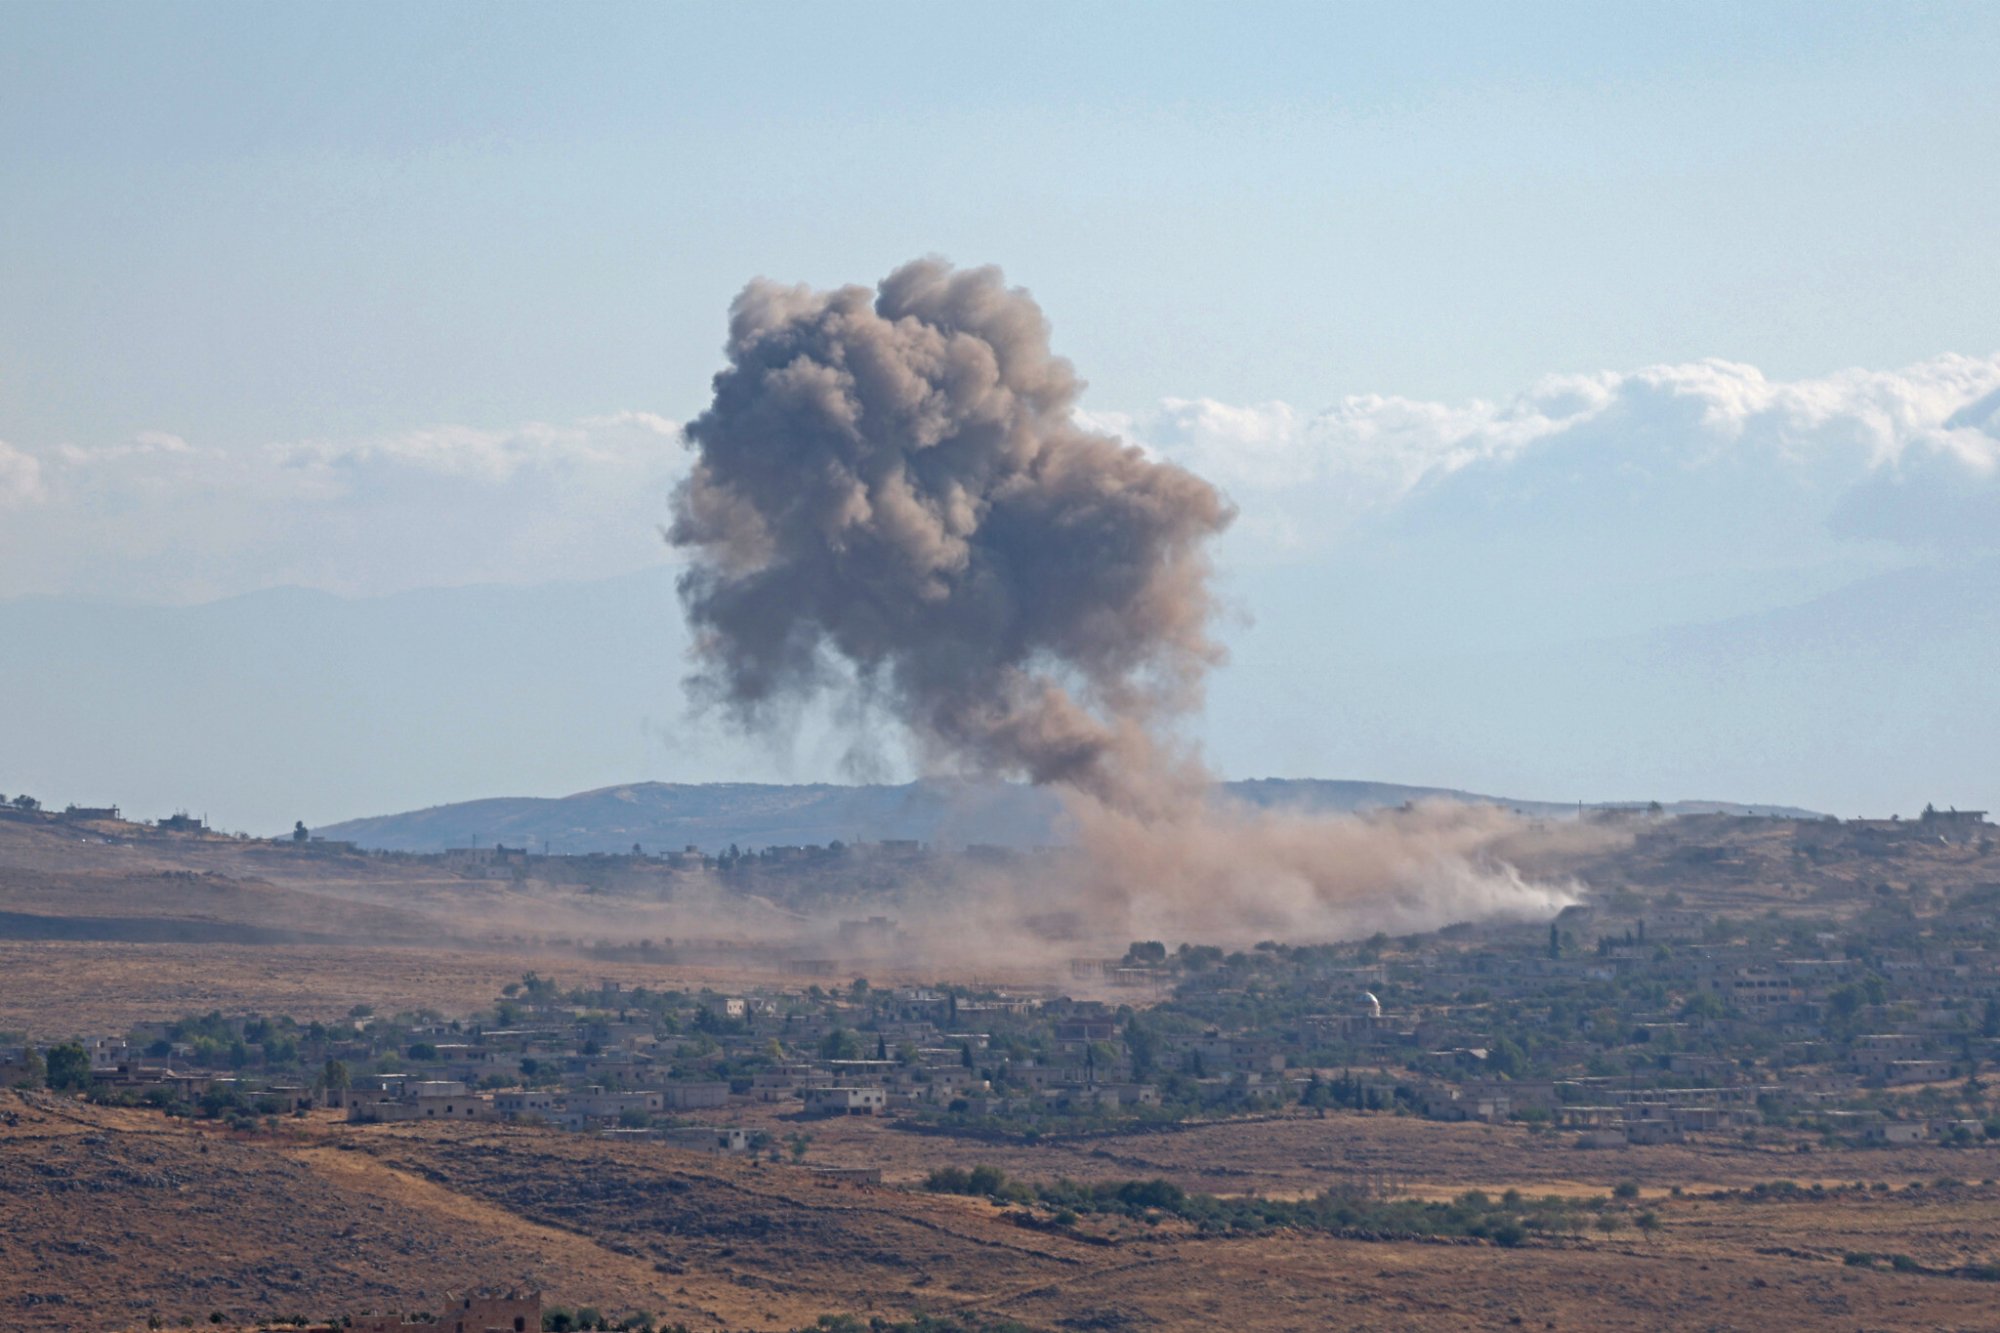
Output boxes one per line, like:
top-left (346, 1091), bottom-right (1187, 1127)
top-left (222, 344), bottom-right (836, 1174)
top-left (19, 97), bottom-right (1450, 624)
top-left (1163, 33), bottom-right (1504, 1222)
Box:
top-left (671, 259), bottom-right (1578, 945)
top-left (670, 258), bottom-right (1230, 801)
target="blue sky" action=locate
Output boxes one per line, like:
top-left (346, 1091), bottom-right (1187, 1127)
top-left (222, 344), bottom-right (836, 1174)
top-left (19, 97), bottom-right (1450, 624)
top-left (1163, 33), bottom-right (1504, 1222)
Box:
top-left (8, 2), bottom-right (1998, 444)
top-left (4, 3), bottom-right (1999, 826)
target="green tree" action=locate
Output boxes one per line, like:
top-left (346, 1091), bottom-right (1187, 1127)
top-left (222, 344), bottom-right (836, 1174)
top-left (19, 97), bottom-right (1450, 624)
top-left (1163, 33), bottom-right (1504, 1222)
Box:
top-left (1680, 990), bottom-right (1724, 1022)
top-left (318, 1058), bottom-right (351, 1094)
top-left (44, 1042), bottom-right (91, 1091)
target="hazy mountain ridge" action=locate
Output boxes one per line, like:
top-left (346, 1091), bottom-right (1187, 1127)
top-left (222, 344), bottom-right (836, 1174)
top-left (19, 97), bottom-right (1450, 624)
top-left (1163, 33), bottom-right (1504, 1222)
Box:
top-left (318, 779), bottom-right (1821, 854)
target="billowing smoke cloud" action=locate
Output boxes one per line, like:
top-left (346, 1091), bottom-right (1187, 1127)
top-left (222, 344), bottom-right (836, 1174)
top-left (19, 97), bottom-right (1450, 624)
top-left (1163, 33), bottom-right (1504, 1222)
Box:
top-left (670, 259), bottom-right (1232, 801)
top-left (671, 259), bottom-right (1578, 946)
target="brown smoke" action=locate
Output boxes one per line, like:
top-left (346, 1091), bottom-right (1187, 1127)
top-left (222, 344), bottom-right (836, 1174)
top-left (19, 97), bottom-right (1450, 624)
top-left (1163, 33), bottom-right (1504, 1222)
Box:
top-left (671, 259), bottom-right (1580, 946)
top-left (670, 258), bottom-right (1230, 800)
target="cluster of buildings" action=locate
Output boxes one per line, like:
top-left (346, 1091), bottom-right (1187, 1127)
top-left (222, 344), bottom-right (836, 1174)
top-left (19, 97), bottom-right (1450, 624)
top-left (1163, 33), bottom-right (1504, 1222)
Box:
top-left (1219, 896), bottom-right (2000, 1147)
top-left (19, 879), bottom-right (2000, 1156)
top-left (315, 984), bottom-right (1130, 1140)
top-left (12, 806), bottom-right (2000, 1160)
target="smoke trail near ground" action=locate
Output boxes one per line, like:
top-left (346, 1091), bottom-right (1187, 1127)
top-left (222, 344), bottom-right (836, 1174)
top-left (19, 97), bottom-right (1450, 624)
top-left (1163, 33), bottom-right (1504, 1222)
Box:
top-left (670, 259), bottom-right (1579, 944)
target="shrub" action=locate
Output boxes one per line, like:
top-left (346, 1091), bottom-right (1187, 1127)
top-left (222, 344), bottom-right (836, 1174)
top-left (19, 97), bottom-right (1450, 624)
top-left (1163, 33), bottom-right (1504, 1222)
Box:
top-left (967, 1164), bottom-right (1007, 1196)
top-left (924, 1166), bottom-right (973, 1194)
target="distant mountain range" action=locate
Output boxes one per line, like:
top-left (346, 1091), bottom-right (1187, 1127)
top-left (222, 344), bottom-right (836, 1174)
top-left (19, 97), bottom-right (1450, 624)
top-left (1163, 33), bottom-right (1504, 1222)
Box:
top-left (318, 779), bottom-right (1821, 854)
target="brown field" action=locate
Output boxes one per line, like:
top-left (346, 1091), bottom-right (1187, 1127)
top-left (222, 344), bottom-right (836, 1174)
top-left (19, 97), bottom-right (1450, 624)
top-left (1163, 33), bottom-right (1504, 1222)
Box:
top-left (720, 1100), bottom-right (2000, 1199)
top-left (7, 1089), bottom-right (2000, 1332)
top-left (0, 939), bottom-right (762, 1037)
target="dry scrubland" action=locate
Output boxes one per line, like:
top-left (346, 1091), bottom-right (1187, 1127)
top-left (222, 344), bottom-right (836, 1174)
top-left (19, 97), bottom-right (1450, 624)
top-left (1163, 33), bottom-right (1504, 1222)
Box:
top-left (10, 816), bottom-right (2000, 1329)
top-left (5, 1090), bottom-right (2000, 1332)
top-left (0, 820), bottom-right (1017, 1036)
top-left (0, 939), bottom-right (851, 1041)
top-left (732, 1097), bottom-right (2000, 1199)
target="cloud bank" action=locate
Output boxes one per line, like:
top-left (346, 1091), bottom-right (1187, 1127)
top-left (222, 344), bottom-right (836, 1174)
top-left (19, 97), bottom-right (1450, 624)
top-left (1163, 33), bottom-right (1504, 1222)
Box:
top-left (3, 351), bottom-right (1998, 604)
top-left (0, 414), bottom-right (685, 601)
top-left (1090, 352), bottom-right (2000, 558)
top-left (0, 441), bottom-right (44, 508)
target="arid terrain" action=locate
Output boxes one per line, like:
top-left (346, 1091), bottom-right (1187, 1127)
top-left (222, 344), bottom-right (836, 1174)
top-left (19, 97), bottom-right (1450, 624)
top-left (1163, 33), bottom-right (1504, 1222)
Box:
top-left (0, 817), bottom-right (1011, 1037)
top-left (6, 805), bottom-right (1993, 1038)
top-left (5, 1089), bottom-right (2000, 1332)
top-left (8, 811), bottom-right (2000, 1330)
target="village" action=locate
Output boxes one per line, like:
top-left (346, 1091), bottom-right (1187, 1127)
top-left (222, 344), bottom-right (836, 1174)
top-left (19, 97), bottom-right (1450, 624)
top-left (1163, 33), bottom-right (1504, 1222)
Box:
top-left (8, 805), bottom-right (2000, 1163)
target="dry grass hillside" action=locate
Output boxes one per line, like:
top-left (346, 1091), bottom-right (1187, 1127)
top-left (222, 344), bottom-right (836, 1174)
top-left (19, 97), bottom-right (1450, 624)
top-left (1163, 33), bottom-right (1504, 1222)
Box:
top-left (0, 815), bottom-right (1042, 1037)
top-left (7, 1090), bottom-right (2000, 1332)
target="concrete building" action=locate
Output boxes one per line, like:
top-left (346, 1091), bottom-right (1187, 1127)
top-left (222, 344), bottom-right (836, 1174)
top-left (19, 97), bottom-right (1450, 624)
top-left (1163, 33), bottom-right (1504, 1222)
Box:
top-left (662, 1080), bottom-right (731, 1110)
top-left (804, 1086), bottom-right (888, 1116)
top-left (661, 1125), bottom-right (751, 1154)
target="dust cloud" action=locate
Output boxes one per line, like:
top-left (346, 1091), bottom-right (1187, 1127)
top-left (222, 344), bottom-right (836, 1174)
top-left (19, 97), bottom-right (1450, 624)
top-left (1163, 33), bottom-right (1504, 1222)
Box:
top-left (669, 259), bottom-right (1586, 949)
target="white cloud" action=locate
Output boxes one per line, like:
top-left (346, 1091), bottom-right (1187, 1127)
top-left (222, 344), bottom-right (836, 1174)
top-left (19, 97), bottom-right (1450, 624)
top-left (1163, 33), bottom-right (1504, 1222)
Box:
top-left (54, 430), bottom-right (198, 466)
top-left (272, 417), bottom-right (675, 483)
top-left (8, 354), bottom-right (2000, 605)
top-left (0, 415), bottom-right (691, 601)
top-left (1091, 352), bottom-right (2000, 557)
top-left (0, 440), bottom-right (45, 507)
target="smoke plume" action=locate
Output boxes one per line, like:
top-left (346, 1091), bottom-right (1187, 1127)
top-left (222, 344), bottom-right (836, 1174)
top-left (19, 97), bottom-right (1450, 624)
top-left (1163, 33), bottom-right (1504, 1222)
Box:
top-left (671, 259), bottom-right (1577, 945)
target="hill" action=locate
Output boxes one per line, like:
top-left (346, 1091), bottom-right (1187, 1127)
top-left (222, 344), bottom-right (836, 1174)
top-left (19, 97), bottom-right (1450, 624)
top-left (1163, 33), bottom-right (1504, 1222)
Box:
top-left (8, 1091), bottom-right (2000, 1332)
top-left (318, 778), bottom-right (1821, 854)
